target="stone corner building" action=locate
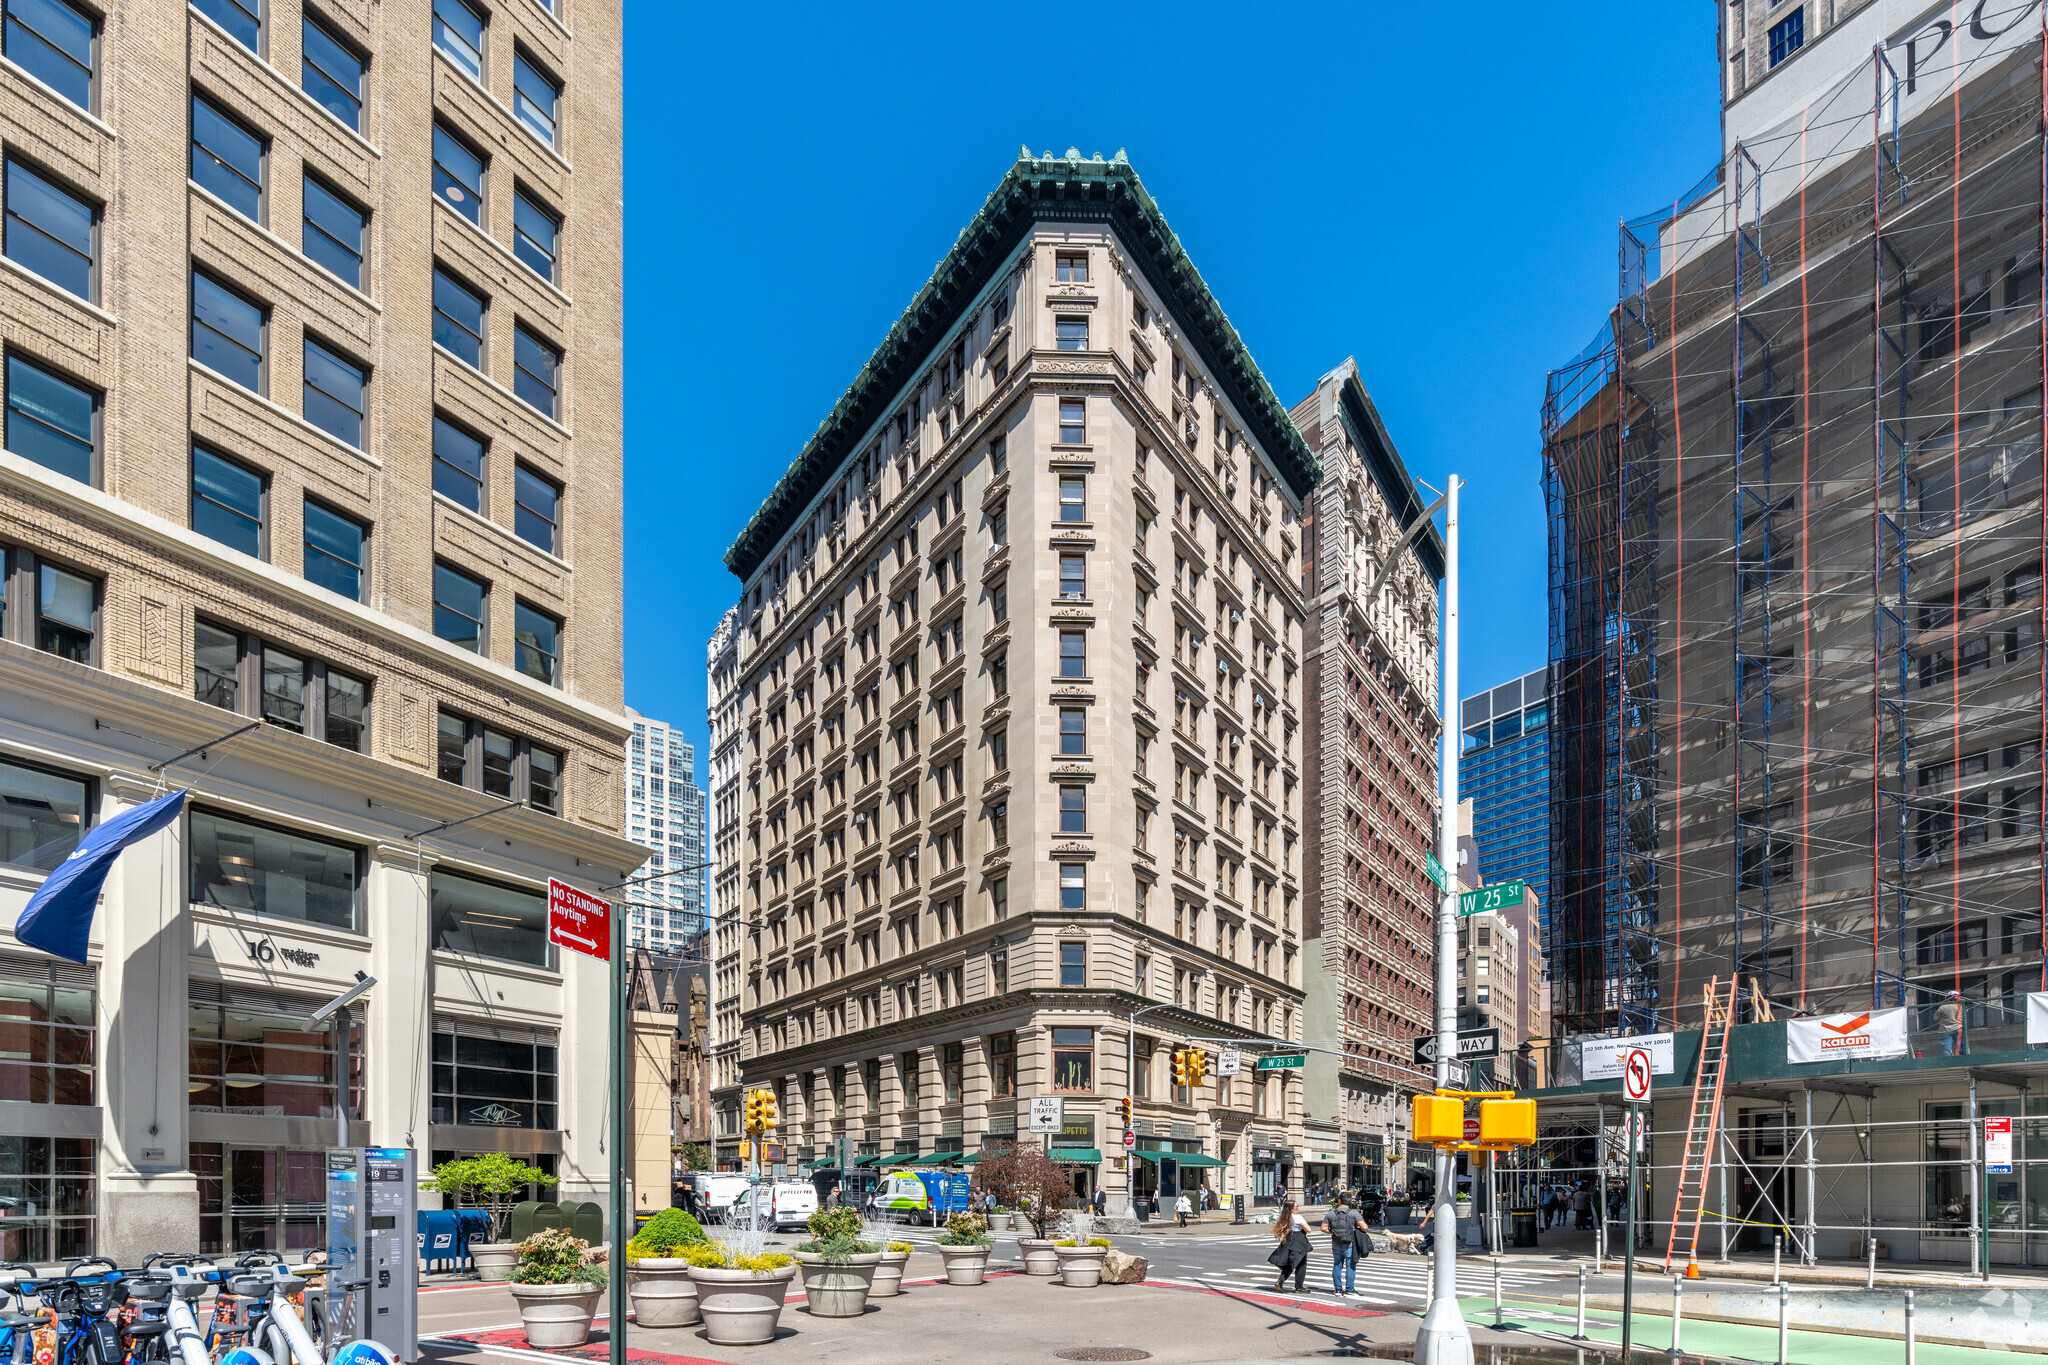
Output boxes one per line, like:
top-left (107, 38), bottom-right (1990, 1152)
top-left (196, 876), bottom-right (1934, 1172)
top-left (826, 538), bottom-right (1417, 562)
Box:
top-left (1292, 361), bottom-right (1443, 1193)
top-left (0, 0), bottom-right (633, 1262)
top-left (711, 150), bottom-right (1316, 1207)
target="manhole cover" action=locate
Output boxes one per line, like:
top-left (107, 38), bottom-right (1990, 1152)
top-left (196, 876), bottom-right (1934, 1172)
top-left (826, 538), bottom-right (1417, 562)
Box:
top-left (1055, 1351), bottom-right (1152, 1362)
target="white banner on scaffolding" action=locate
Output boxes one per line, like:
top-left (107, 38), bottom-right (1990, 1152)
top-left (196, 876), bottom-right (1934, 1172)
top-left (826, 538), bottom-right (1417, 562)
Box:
top-left (2026, 993), bottom-right (2048, 1046)
top-left (1786, 1007), bottom-right (1909, 1064)
top-left (1578, 1032), bottom-right (1675, 1081)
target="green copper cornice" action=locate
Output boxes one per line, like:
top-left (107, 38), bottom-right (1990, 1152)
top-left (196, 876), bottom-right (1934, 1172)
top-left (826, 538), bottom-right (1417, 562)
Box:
top-left (723, 149), bottom-right (1321, 581)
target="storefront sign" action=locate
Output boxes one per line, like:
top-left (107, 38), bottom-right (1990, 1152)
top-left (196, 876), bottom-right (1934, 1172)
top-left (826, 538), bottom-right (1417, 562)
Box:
top-left (1059, 1115), bottom-right (1096, 1144)
top-left (1578, 1032), bottom-right (1675, 1080)
top-left (243, 936), bottom-right (319, 969)
top-left (547, 879), bottom-right (611, 961)
top-left (1786, 1007), bottom-right (1908, 1064)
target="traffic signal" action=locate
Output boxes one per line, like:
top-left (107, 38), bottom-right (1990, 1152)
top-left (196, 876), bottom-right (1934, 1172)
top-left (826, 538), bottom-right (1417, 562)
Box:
top-left (759, 1089), bottom-right (779, 1131)
top-left (1171, 1049), bottom-right (1190, 1087)
top-left (743, 1090), bottom-right (762, 1133)
top-left (1120, 1095), bottom-right (1134, 1125)
top-left (1188, 1049), bottom-right (1208, 1086)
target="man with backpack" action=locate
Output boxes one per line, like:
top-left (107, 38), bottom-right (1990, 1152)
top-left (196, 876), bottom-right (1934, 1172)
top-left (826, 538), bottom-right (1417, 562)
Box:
top-left (1321, 1193), bottom-right (1367, 1296)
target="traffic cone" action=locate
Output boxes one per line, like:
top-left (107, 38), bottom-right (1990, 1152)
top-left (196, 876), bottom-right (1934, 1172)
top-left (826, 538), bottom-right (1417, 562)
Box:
top-left (1685, 1249), bottom-right (1701, 1279)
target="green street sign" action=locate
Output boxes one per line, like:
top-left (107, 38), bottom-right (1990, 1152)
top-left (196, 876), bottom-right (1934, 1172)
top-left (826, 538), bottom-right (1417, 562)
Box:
top-left (1459, 879), bottom-right (1527, 917)
top-left (1256, 1054), bottom-right (1307, 1071)
top-left (1425, 853), bottom-right (1447, 890)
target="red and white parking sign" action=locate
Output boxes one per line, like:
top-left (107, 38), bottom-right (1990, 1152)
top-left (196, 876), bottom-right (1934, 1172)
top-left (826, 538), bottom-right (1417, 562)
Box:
top-left (547, 879), bottom-right (611, 961)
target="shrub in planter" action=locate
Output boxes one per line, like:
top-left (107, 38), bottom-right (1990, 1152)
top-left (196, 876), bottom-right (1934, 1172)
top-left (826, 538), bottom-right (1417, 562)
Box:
top-left (1052, 1236), bottom-right (1112, 1288)
top-left (870, 1240), bottom-right (914, 1298)
top-left (790, 1224), bottom-right (883, 1319)
top-left (422, 1153), bottom-right (558, 1255)
top-left (933, 1210), bottom-right (994, 1285)
top-left (624, 1208), bottom-right (711, 1329)
top-left (507, 1229), bottom-right (607, 1348)
top-left (683, 1241), bottom-right (798, 1347)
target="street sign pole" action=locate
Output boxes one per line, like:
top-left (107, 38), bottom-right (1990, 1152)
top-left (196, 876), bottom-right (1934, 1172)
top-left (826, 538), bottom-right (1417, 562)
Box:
top-left (608, 898), bottom-right (626, 1365)
top-left (1623, 1101), bottom-right (1639, 1359)
top-left (1417, 475), bottom-right (1470, 1365)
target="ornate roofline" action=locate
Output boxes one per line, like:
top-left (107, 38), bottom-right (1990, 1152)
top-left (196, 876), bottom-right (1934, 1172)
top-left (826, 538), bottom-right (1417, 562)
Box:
top-left (723, 148), bottom-right (1322, 580)
top-left (1331, 360), bottom-right (1445, 582)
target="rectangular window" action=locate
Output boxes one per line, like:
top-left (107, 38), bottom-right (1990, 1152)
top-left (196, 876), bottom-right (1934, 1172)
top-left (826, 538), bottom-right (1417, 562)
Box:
top-left (431, 868), bottom-right (549, 967)
top-left (302, 337), bottom-right (366, 448)
top-left (432, 1023), bottom-right (559, 1129)
top-left (1058, 707), bottom-right (1085, 756)
top-left (431, 0), bottom-right (483, 80)
top-left (189, 807), bottom-right (359, 929)
top-left (512, 191), bottom-right (558, 282)
top-left (1768, 8), bottom-right (1804, 66)
top-left (0, 755), bottom-right (87, 872)
top-left (6, 0), bottom-right (94, 111)
top-left (191, 271), bottom-right (265, 391)
top-left (1059, 941), bottom-right (1086, 987)
top-left (942, 1042), bottom-right (962, 1102)
top-left (325, 666), bottom-right (366, 750)
top-left (5, 355), bottom-right (95, 485)
top-left (1058, 475), bottom-right (1085, 520)
top-left (512, 325), bottom-right (559, 417)
top-left (432, 414), bottom-right (485, 510)
top-left (1059, 862), bottom-right (1084, 912)
top-left (1059, 629), bottom-right (1086, 677)
top-left (435, 710), bottom-right (468, 784)
top-left (5, 160), bottom-right (92, 301)
top-left (432, 124), bottom-right (484, 224)
top-left (301, 176), bottom-right (364, 288)
top-left (528, 744), bottom-right (560, 815)
top-left (512, 52), bottom-right (558, 147)
top-left (989, 1031), bottom-right (1016, 1097)
top-left (432, 268), bottom-right (484, 366)
top-left (194, 624), bottom-right (370, 751)
top-left (193, 0), bottom-right (258, 50)
top-left (432, 561), bottom-right (486, 652)
top-left (1055, 251), bottom-right (1087, 283)
top-left (191, 96), bottom-right (263, 222)
top-left (1058, 552), bottom-right (1085, 599)
top-left (989, 876), bottom-right (1008, 921)
top-left (1055, 317), bottom-right (1088, 351)
top-left (193, 621), bottom-right (238, 711)
top-left (1051, 1026), bottom-right (1092, 1092)
top-left (191, 445), bottom-right (265, 558)
top-left (1059, 784), bottom-right (1086, 833)
top-left (302, 499), bottom-right (365, 601)
top-left (987, 800), bottom-right (1008, 845)
top-left (300, 17), bottom-right (362, 130)
top-left (1058, 402), bottom-right (1085, 447)
top-left (513, 464), bottom-right (559, 553)
top-left (513, 600), bottom-right (560, 686)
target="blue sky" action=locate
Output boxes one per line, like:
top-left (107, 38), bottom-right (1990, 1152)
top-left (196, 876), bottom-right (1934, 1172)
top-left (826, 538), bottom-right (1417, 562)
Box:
top-left (621, 3), bottom-right (1722, 770)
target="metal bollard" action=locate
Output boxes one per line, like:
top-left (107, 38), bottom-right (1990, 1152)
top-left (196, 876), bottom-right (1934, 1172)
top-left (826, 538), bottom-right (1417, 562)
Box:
top-left (1777, 1282), bottom-right (1791, 1365)
top-left (1868, 1236), bottom-right (1878, 1290)
top-left (1671, 1274), bottom-right (1685, 1356)
top-left (1573, 1264), bottom-right (1589, 1341)
top-left (1904, 1288), bottom-right (1915, 1365)
top-left (1774, 1234), bottom-right (1782, 1286)
top-left (1494, 1256), bottom-right (1503, 1326)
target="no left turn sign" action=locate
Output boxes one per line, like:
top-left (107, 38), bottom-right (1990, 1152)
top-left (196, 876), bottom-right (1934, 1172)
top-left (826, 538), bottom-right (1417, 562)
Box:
top-left (1623, 1047), bottom-right (1653, 1103)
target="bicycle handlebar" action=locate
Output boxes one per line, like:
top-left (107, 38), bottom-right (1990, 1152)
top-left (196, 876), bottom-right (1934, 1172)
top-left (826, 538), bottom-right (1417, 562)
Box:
top-left (62, 1258), bottom-right (119, 1278)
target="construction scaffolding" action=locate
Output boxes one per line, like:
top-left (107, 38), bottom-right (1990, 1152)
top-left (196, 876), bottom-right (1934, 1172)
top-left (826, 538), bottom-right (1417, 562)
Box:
top-left (1545, 15), bottom-right (2048, 1037)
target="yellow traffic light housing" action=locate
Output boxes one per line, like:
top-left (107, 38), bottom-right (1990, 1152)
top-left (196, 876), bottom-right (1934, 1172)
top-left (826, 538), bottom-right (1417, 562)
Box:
top-left (1171, 1049), bottom-right (1189, 1087)
top-left (1188, 1049), bottom-right (1208, 1086)
top-left (743, 1091), bottom-right (760, 1133)
top-left (1120, 1095), bottom-right (1133, 1125)
top-left (760, 1090), bottom-right (779, 1131)
top-left (1478, 1098), bottom-right (1535, 1149)
top-left (1411, 1093), bottom-right (1465, 1147)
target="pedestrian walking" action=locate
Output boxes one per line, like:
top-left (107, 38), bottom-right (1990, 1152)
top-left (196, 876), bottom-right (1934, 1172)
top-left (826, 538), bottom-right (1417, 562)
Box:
top-left (1417, 1201), bottom-right (1437, 1255)
top-left (1322, 1194), bottom-right (1363, 1296)
top-left (1092, 1187), bottom-right (1107, 1217)
top-left (1268, 1199), bottom-right (1310, 1291)
top-left (1572, 1182), bottom-right (1593, 1230)
top-left (1176, 1190), bottom-right (1193, 1227)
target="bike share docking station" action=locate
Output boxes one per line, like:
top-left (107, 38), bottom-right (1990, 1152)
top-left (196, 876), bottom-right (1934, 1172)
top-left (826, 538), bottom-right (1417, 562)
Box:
top-left (324, 1149), bottom-right (417, 1363)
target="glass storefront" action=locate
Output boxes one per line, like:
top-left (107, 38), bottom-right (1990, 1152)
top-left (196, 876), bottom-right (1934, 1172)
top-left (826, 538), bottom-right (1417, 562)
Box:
top-left (189, 986), bottom-right (361, 1120)
top-left (430, 870), bottom-right (550, 966)
top-left (432, 1021), bottom-right (558, 1131)
top-left (0, 1136), bottom-right (93, 1260)
top-left (188, 808), bottom-right (361, 930)
top-left (192, 1144), bottom-right (326, 1256)
top-left (0, 962), bottom-right (94, 1106)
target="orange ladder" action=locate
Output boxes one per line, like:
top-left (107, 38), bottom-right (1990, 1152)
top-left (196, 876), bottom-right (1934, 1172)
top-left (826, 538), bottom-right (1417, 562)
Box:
top-left (1662, 975), bottom-right (1736, 1271)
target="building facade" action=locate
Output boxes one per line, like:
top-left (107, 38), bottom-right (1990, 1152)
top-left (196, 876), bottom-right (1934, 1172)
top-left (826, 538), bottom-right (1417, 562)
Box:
top-left (0, 0), bottom-right (632, 1263)
top-left (623, 709), bottom-right (707, 951)
top-left (1293, 361), bottom-right (1443, 1195)
top-left (704, 605), bottom-right (745, 1168)
top-left (712, 151), bottom-right (1316, 1208)
top-left (625, 950), bottom-right (710, 1218)
top-left (1459, 668), bottom-right (1551, 913)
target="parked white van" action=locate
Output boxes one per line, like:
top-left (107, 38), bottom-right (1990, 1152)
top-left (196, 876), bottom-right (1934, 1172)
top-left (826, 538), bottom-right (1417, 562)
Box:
top-left (689, 1173), bottom-right (752, 1216)
top-left (728, 1181), bottom-right (819, 1231)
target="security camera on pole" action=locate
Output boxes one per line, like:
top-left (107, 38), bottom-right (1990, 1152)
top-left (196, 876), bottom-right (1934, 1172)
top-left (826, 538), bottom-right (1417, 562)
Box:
top-left (1415, 475), bottom-right (1471, 1365)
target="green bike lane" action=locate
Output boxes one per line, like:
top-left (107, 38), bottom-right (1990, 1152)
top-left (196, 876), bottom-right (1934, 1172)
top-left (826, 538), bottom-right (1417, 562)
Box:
top-left (1458, 1296), bottom-right (2016, 1365)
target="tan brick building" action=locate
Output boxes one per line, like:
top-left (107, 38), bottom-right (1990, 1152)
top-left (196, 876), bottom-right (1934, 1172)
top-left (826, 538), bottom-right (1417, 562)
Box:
top-left (709, 150), bottom-right (1318, 1211)
top-left (0, 0), bottom-right (633, 1262)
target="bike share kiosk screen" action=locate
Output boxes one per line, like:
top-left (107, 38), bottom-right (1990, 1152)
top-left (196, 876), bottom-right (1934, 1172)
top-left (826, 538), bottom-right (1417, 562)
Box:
top-left (326, 1148), bottom-right (418, 1362)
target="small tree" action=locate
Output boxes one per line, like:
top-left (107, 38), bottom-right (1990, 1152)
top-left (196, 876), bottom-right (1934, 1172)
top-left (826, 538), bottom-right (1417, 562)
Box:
top-left (971, 1141), bottom-right (1074, 1239)
top-left (421, 1153), bottom-right (558, 1240)
top-left (674, 1141), bottom-right (710, 1172)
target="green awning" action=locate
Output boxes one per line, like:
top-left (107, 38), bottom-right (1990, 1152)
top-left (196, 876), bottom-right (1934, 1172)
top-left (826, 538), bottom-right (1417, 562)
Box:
top-left (958, 1152), bottom-right (984, 1164)
top-left (908, 1151), bottom-right (963, 1166)
top-left (1050, 1147), bottom-right (1102, 1164)
top-left (801, 1160), bottom-right (831, 1168)
top-left (851, 1154), bottom-right (884, 1167)
top-left (1131, 1151), bottom-right (1225, 1167)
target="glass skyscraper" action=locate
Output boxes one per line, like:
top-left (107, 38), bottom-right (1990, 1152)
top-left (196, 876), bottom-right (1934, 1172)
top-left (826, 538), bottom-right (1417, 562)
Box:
top-left (1459, 668), bottom-right (1550, 919)
top-left (625, 707), bottom-right (709, 953)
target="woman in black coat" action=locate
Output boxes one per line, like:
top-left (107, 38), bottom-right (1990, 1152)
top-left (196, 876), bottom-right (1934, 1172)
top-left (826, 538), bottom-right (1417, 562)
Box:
top-left (1268, 1199), bottom-right (1311, 1291)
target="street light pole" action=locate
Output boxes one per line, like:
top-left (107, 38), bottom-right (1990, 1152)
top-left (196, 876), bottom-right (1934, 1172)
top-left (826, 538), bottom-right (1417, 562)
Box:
top-left (1125, 1002), bottom-right (1175, 1219)
top-left (1416, 474), bottom-right (1472, 1365)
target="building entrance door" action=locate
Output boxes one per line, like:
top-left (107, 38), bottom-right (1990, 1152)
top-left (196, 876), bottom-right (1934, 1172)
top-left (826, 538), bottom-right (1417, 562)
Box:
top-left (193, 1144), bottom-right (328, 1256)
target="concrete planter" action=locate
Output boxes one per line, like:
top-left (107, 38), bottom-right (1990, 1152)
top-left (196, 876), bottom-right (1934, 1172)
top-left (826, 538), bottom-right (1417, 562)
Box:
top-left (1017, 1238), bottom-right (1059, 1276)
top-left (869, 1249), bottom-right (910, 1297)
top-left (469, 1242), bottom-right (518, 1279)
top-left (1054, 1245), bottom-right (1108, 1288)
top-left (791, 1251), bottom-right (880, 1318)
top-left (937, 1243), bottom-right (991, 1285)
top-left (508, 1281), bottom-right (603, 1349)
top-left (626, 1258), bottom-right (698, 1328)
top-left (1383, 1205), bottom-right (1411, 1228)
top-left (688, 1264), bottom-right (798, 1346)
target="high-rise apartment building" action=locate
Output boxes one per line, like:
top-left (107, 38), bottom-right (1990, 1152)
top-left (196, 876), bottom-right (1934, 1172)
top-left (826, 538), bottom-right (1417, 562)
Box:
top-left (705, 606), bottom-right (745, 1168)
top-left (0, 0), bottom-right (631, 1261)
top-left (624, 708), bottom-right (707, 951)
top-left (713, 150), bottom-right (1315, 1207)
top-left (1294, 361), bottom-right (1441, 1193)
top-left (1460, 668), bottom-right (1551, 913)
